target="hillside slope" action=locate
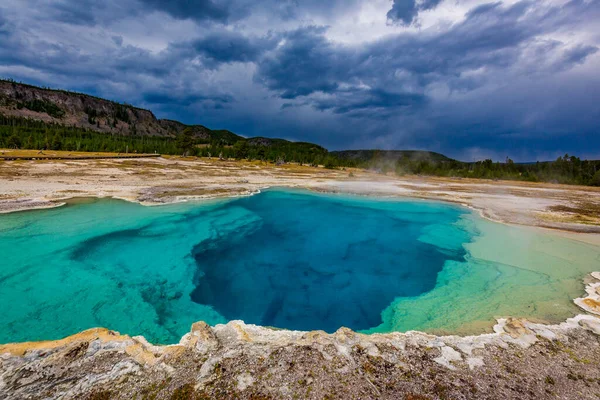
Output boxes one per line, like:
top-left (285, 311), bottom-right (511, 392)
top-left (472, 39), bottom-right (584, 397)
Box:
top-left (332, 149), bottom-right (454, 163)
top-left (0, 80), bottom-right (173, 137)
top-left (0, 80), bottom-right (247, 144)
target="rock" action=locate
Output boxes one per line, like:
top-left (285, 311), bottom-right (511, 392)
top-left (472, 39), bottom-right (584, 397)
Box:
top-left (433, 346), bottom-right (462, 370)
top-left (579, 317), bottom-right (600, 335)
top-left (182, 321), bottom-right (219, 354)
top-left (236, 373), bottom-right (255, 391)
top-left (466, 357), bottom-right (485, 370)
top-left (503, 318), bottom-right (532, 338)
top-left (574, 273), bottom-right (600, 316)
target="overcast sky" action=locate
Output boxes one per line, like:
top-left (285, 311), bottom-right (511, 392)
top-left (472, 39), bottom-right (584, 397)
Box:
top-left (1, 0), bottom-right (599, 161)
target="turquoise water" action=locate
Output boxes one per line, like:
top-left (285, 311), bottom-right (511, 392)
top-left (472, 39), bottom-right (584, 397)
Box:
top-left (0, 189), bottom-right (598, 344)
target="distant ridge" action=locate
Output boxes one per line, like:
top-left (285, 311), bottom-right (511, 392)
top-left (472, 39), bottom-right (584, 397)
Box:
top-left (331, 150), bottom-right (454, 163)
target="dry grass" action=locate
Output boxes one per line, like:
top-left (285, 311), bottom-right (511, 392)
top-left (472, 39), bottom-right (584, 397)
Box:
top-left (548, 202), bottom-right (600, 218)
top-left (397, 174), bottom-right (600, 192)
top-left (0, 149), bottom-right (156, 159)
top-left (537, 202), bottom-right (600, 225)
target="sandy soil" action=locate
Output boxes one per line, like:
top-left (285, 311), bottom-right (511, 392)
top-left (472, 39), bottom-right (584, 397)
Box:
top-left (1, 155), bottom-right (599, 239)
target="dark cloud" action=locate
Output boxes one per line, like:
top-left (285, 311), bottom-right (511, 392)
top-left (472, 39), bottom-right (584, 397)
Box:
top-left (192, 30), bottom-right (277, 64)
top-left (311, 88), bottom-right (427, 116)
top-left (255, 26), bottom-right (350, 99)
top-left (562, 44), bottom-right (598, 66)
top-left (0, 9), bottom-right (9, 36)
top-left (26, 0), bottom-right (135, 26)
top-left (139, 0), bottom-right (231, 22)
top-left (137, 0), bottom-right (362, 23)
top-left (143, 91), bottom-right (233, 106)
top-left (386, 0), bottom-right (443, 26)
top-left (112, 36), bottom-right (124, 47)
top-left (266, 0), bottom-right (363, 20)
top-left (47, 0), bottom-right (99, 25)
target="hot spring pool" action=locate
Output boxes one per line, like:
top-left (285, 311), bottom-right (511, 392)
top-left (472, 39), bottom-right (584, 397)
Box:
top-left (0, 189), bottom-right (598, 344)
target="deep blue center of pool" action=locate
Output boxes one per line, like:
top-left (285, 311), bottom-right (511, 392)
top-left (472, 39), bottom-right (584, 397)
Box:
top-left (189, 190), bottom-right (468, 332)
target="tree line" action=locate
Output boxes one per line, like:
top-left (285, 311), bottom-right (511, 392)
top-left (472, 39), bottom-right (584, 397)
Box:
top-left (364, 155), bottom-right (600, 186)
top-left (0, 115), bottom-right (178, 154)
top-left (1, 114), bottom-right (599, 186)
top-left (174, 129), bottom-right (338, 166)
top-left (0, 115), bottom-right (339, 166)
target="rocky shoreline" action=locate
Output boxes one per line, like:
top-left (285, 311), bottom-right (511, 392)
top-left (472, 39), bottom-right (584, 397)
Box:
top-left (1, 273), bottom-right (599, 399)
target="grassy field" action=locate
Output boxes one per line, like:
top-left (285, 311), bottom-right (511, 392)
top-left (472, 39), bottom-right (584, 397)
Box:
top-left (0, 149), bottom-right (160, 160)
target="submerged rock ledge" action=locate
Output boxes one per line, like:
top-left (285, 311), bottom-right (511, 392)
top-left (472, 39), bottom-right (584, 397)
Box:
top-left (1, 274), bottom-right (600, 399)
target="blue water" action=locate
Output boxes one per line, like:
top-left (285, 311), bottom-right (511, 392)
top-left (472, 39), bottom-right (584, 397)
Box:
top-left (0, 190), bottom-right (471, 343)
top-left (4, 189), bottom-right (597, 344)
top-left (189, 191), bottom-right (469, 332)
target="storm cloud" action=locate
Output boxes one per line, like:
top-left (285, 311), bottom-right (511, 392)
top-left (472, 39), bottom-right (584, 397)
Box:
top-left (386, 0), bottom-right (444, 25)
top-left (0, 0), bottom-right (598, 161)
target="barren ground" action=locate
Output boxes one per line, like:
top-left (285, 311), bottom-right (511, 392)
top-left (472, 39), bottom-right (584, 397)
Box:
top-left (1, 154), bottom-right (600, 399)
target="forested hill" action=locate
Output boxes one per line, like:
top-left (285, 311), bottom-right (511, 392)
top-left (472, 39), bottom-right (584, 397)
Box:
top-left (0, 79), bottom-right (334, 165)
top-left (332, 150), bottom-right (453, 163)
top-left (0, 79), bottom-right (247, 143)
